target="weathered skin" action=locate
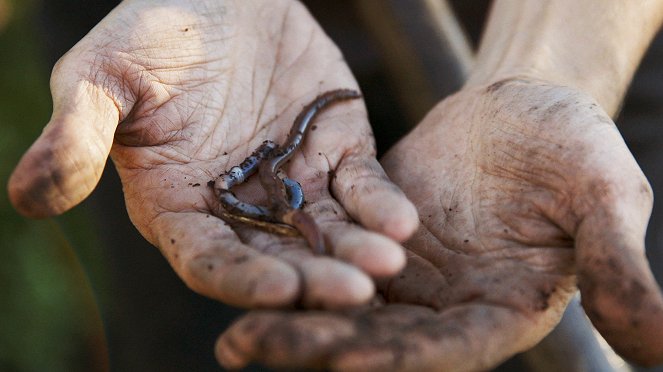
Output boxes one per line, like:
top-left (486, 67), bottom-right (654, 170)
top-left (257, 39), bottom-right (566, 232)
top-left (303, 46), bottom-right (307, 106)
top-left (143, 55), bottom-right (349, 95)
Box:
top-left (216, 80), bottom-right (663, 371)
top-left (7, 0), bottom-right (663, 370)
top-left (7, 0), bottom-right (417, 309)
top-left (215, 0), bottom-right (663, 369)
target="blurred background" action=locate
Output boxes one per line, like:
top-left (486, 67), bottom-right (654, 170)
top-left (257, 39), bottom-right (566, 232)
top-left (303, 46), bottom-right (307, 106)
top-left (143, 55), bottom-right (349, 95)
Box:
top-left (0, 1), bottom-right (243, 371)
top-left (0, 0), bottom-right (109, 371)
top-left (0, 0), bottom-right (662, 371)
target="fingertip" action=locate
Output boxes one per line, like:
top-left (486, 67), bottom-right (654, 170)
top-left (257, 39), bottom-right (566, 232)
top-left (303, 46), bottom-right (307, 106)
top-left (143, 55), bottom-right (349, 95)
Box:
top-left (376, 195), bottom-right (419, 242)
top-left (8, 138), bottom-right (83, 218)
top-left (299, 258), bottom-right (375, 308)
top-left (215, 334), bottom-right (250, 370)
top-left (215, 313), bottom-right (282, 369)
top-left (217, 256), bottom-right (301, 308)
top-left (579, 268), bottom-right (663, 366)
top-left (8, 168), bottom-right (50, 219)
top-left (576, 214), bottom-right (663, 365)
top-left (8, 81), bottom-right (119, 218)
top-left (333, 156), bottom-right (419, 241)
top-left (356, 188), bottom-right (419, 242)
top-left (331, 229), bottom-right (406, 277)
top-left (252, 258), bottom-right (302, 306)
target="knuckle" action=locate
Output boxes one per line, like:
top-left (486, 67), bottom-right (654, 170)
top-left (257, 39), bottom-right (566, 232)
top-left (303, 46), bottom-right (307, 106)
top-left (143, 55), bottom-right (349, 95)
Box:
top-left (579, 170), bottom-right (649, 208)
top-left (587, 176), bottom-right (622, 205)
top-left (638, 177), bottom-right (654, 208)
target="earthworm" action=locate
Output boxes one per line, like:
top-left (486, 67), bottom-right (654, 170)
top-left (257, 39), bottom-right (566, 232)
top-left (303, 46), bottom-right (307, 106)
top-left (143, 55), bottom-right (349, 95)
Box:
top-left (258, 89), bottom-right (361, 254)
top-left (213, 89), bottom-right (362, 254)
top-left (214, 142), bottom-right (304, 221)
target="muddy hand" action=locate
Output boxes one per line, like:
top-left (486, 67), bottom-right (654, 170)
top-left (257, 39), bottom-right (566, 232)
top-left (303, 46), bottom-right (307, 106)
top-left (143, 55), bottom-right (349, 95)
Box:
top-left (216, 80), bottom-right (663, 370)
top-left (7, 0), bottom-right (418, 309)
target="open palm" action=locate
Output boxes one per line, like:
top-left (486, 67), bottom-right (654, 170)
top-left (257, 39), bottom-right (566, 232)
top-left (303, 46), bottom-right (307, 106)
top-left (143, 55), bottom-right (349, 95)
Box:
top-left (8, 0), bottom-right (417, 309)
top-left (217, 79), bottom-right (663, 370)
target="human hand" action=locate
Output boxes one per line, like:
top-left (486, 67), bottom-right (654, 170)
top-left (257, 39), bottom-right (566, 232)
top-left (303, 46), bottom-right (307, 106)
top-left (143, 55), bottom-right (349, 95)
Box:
top-left (216, 79), bottom-right (663, 370)
top-left (8, 0), bottom-right (417, 309)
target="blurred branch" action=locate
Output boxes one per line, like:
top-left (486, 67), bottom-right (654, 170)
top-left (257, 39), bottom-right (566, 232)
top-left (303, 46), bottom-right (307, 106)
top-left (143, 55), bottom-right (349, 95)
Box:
top-left (355, 0), bottom-right (473, 125)
top-left (521, 295), bottom-right (630, 372)
top-left (0, 0), bottom-right (12, 33)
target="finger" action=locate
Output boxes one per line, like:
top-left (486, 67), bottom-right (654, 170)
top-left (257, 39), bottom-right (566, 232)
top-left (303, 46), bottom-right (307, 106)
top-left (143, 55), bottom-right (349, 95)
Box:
top-left (216, 311), bottom-right (356, 370)
top-left (228, 201), bottom-right (395, 308)
top-left (8, 56), bottom-right (121, 218)
top-left (216, 303), bottom-right (549, 371)
top-left (152, 212), bottom-right (300, 308)
top-left (323, 220), bottom-right (406, 278)
top-left (332, 153), bottom-right (419, 242)
top-left (574, 171), bottom-right (663, 365)
top-left (330, 305), bottom-right (547, 372)
top-left (241, 232), bottom-right (376, 308)
top-left (287, 255), bottom-right (375, 309)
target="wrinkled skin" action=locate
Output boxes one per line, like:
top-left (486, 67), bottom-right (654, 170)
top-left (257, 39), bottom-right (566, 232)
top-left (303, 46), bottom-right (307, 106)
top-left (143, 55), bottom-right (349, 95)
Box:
top-left (216, 80), bottom-right (663, 371)
top-left (8, 0), bottom-right (663, 369)
top-left (8, 0), bottom-right (418, 309)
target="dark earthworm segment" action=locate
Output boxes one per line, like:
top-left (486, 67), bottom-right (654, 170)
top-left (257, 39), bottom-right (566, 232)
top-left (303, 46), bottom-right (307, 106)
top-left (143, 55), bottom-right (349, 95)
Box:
top-left (212, 89), bottom-right (362, 255)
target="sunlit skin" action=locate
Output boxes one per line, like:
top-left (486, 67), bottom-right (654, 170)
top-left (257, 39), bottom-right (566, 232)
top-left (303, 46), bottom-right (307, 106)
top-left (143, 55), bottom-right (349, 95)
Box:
top-left (8, 0), bottom-right (417, 310)
top-left (212, 0), bottom-right (663, 369)
top-left (7, 0), bottom-right (663, 370)
top-left (217, 80), bottom-right (663, 370)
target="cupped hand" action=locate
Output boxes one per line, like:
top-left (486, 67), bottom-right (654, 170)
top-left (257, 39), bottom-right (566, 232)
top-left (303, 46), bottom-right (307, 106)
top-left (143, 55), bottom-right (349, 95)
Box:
top-left (216, 79), bottom-right (663, 370)
top-left (8, 0), bottom-right (418, 309)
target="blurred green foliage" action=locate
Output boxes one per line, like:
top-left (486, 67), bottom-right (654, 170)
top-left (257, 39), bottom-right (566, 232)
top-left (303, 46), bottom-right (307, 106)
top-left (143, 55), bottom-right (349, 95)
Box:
top-left (0, 0), bottom-right (108, 371)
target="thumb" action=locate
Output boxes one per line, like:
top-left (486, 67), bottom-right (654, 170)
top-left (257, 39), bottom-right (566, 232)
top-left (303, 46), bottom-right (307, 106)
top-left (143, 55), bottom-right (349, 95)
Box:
top-left (574, 169), bottom-right (663, 366)
top-left (8, 56), bottom-right (121, 218)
